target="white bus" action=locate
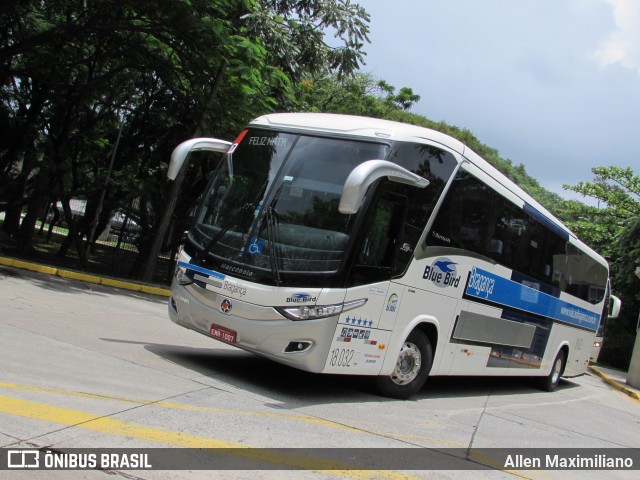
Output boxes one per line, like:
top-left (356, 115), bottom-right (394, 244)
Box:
top-left (166, 113), bottom-right (614, 399)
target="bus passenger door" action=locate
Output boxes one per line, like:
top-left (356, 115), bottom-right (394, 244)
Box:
top-left (323, 189), bottom-right (408, 375)
top-left (351, 189), bottom-right (408, 285)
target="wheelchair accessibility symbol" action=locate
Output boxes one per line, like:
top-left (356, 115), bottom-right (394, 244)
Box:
top-left (246, 237), bottom-right (265, 256)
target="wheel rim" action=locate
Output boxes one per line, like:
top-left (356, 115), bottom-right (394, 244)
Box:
top-left (551, 356), bottom-right (563, 384)
top-left (390, 341), bottom-right (422, 385)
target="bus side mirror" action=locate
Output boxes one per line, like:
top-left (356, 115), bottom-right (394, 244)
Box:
top-left (339, 160), bottom-right (429, 214)
top-left (167, 137), bottom-right (233, 180)
top-left (609, 295), bottom-right (621, 319)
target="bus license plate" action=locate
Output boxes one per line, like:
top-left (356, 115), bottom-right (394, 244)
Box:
top-left (209, 324), bottom-right (237, 344)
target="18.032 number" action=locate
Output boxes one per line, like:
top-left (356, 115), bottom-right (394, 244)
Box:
top-left (330, 348), bottom-right (354, 367)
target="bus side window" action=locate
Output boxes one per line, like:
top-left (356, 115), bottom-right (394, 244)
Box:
top-left (426, 171), bottom-right (491, 253)
top-left (426, 170), bottom-right (609, 304)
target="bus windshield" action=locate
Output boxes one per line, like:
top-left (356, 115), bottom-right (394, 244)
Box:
top-left (189, 129), bottom-right (390, 277)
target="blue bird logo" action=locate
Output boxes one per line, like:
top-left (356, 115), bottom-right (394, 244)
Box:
top-left (433, 260), bottom-right (457, 273)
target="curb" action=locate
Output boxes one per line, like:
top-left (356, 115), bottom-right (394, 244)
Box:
top-left (0, 256), bottom-right (170, 297)
top-left (588, 365), bottom-right (640, 400)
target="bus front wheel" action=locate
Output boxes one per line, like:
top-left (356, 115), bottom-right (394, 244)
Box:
top-left (375, 329), bottom-right (432, 399)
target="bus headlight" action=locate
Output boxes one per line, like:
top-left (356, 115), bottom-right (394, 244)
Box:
top-left (276, 298), bottom-right (367, 321)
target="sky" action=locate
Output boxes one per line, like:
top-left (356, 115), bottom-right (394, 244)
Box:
top-left (359, 0), bottom-right (640, 201)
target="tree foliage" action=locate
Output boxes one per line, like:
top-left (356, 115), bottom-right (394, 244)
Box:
top-left (600, 216), bottom-right (640, 369)
top-left (0, 0), bottom-right (371, 280)
top-left (562, 167), bottom-right (640, 369)
top-left (295, 73), bottom-right (421, 115)
top-left (561, 167), bottom-right (639, 256)
top-left (295, 72), bottom-right (566, 215)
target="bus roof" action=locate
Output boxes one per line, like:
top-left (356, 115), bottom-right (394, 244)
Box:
top-left (251, 112), bottom-right (467, 153)
top-left (250, 112), bottom-right (606, 267)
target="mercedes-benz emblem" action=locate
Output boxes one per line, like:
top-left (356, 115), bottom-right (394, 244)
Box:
top-left (220, 298), bottom-right (232, 314)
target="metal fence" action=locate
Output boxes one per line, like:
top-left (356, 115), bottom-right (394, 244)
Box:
top-left (0, 209), bottom-right (177, 286)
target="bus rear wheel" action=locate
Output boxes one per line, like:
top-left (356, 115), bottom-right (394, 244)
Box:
top-left (375, 329), bottom-right (432, 399)
top-left (537, 349), bottom-right (566, 392)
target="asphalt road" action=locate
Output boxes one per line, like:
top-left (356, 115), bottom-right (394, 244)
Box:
top-left (1, 265), bottom-right (639, 480)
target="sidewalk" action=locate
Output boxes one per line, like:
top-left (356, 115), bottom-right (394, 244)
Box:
top-left (588, 365), bottom-right (640, 400)
top-left (0, 255), bottom-right (170, 297)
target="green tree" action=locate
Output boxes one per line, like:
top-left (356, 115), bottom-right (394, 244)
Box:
top-left (296, 73), bottom-right (396, 116)
top-left (1, 0), bottom-right (245, 261)
top-left (295, 72), bottom-right (568, 215)
top-left (563, 167), bottom-right (640, 368)
top-left (141, 0), bottom-right (372, 281)
top-left (0, 0), bottom-right (372, 282)
top-left (561, 166), bottom-right (639, 257)
top-left (599, 217), bottom-right (640, 368)
top-left (388, 86), bottom-right (421, 111)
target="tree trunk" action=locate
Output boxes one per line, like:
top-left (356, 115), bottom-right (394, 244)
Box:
top-left (17, 170), bottom-right (50, 253)
top-left (56, 198), bottom-right (88, 269)
top-left (137, 62), bottom-right (228, 282)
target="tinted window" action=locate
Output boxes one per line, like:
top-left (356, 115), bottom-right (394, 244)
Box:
top-left (426, 171), bottom-right (492, 253)
top-left (427, 170), bottom-right (607, 303)
top-left (386, 142), bottom-right (458, 276)
top-left (563, 243), bottom-right (608, 304)
top-left (191, 130), bottom-right (390, 276)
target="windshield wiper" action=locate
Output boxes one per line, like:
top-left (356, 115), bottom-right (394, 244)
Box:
top-left (239, 180), bottom-right (285, 285)
top-left (197, 202), bottom-right (255, 263)
top-left (262, 180), bottom-right (288, 286)
top-left (264, 205), bottom-right (282, 286)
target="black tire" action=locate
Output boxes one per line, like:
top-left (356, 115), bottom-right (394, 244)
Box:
top-left (375, 329), bottom-right (433, 399)
top-left (537, 349), bottom-right (566, 392)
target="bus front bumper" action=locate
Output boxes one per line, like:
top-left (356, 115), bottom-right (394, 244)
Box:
top-left (167, 282), bottom-right (336, 373)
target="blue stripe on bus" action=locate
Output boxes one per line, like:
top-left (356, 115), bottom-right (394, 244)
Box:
top-left (177, 261), bottom-right (226, 280)
top-left (523, 203), bottom-right (570, 241)
top-left (466, 267), bottom-right (600, 331)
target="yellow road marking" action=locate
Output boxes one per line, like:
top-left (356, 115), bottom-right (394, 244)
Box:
top-left (0, 382), bottom-right (361, 433)
top-left (417, 422), bottom-right (445, 428)
top-left (373, 432), bottom-right (465, 447)
top-left (0, 394), bottom-right (418, 480)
